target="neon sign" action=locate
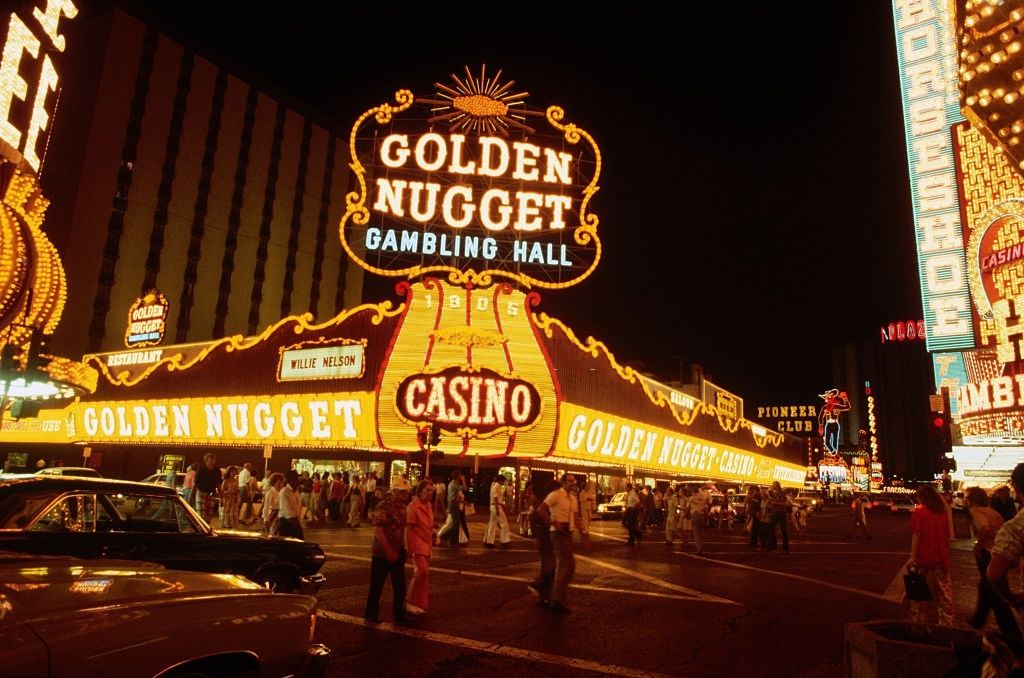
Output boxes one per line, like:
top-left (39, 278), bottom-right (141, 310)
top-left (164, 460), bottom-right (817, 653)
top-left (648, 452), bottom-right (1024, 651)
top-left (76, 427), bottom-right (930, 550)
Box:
top-left (124, 290), bottom-right (169, 349)
top-left (892, 0), bottom-right (975, 351)
top-left (880, 320), bottom-right (926, 343)
top-left (341, 66), bottom-right (601, 290)
top-left (0, 0), bottom-right (77, 172)
top-left (818, 388), bottom-right (850, 456)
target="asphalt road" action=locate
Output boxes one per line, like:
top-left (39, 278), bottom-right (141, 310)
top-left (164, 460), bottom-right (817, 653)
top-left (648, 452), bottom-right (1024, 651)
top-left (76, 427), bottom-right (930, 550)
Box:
top-left (303, 505), bottom-right (968, 678)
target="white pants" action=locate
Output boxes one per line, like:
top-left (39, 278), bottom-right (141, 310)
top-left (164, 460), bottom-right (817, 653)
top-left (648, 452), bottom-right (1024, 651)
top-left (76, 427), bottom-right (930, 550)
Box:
top-left (484, 507), bottom-right (510, 544)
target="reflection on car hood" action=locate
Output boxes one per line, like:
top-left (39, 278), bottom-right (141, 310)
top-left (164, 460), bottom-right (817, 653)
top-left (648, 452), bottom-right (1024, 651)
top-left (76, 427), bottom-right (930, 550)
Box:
top-left (0, 555), bottom-right (265, 623)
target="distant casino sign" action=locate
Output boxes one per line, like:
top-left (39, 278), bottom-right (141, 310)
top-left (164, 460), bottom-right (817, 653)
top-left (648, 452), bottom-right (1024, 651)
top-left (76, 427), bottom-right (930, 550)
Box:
top-left (755, 404), bottom-right (818, 434)
top-left (341, 66), bottom-right (602, 290)
top-left (124, 290), bottom-right (168, 349)
top-left (880, 320), bottom-right (925, 343)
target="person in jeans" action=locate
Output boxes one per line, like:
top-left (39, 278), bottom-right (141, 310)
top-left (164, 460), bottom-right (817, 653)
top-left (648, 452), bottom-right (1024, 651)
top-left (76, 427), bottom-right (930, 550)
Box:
top-left (768, 481), bottom-right (790, 554)
top-left (536, 474), bottom-right (579, 613)
top-left (964, 486), bottom-right (1021, 639)
top-left (364, 487), bottom-right (410, 625)
top-left (624, 483), bottom-right (642, 546)
top-left (527, 479), bottom-right (561, 606)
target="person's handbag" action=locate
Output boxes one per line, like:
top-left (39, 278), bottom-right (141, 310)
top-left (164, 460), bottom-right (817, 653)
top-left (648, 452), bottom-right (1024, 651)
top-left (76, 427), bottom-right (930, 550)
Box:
top-left (903, 566), bottom-right (933, 601)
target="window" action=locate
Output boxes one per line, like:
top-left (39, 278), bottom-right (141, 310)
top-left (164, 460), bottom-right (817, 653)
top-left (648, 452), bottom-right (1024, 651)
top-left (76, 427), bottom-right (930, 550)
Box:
top-left (28, 495), bottom-right (96, 532)
top-left (99, 492), bottom-right (196, 533)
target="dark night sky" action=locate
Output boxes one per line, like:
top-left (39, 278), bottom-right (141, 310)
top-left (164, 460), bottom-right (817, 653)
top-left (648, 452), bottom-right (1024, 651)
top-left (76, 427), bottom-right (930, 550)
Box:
top-left (132, 1), bottom-right (922, 406)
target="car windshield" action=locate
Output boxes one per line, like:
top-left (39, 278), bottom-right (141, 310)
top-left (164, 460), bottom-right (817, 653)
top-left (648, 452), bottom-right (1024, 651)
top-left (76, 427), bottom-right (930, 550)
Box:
top-left (610, 493), bottom-right (626, 503)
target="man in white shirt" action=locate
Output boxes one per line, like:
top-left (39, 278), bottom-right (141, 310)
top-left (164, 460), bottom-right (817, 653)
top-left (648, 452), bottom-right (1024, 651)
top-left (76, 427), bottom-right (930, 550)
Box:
top-left (278, 469), bottom-right (304, 539)
top-left (237, 462), bottom-right (253, 524)
top-left (484, 475), bottom-right (512, 547)
top-left (538, 473), bottom-right (579, 613)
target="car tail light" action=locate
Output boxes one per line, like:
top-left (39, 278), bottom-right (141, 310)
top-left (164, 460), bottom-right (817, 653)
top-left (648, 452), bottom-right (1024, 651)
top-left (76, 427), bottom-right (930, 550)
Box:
top-left (309, 613), bottom-right (317, 642)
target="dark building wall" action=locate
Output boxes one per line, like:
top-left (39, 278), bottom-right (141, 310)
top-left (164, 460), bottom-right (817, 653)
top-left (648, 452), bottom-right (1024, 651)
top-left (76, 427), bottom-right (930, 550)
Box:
top-left (833, 339), bottom-right (935, 482)
top-left (40, 5), bottom-right (360, 357)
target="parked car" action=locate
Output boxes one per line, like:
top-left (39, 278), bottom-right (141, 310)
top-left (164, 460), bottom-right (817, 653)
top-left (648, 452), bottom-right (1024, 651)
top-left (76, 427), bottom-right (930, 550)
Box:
top-left (729, 493), bottom-right (748, 523)
top-left (866, 495), bottom-right (894, 512)
top-left (597, 492), bottom-right (627, 520)
top-left (890, 496), bottom-right (917, 514)
top-left (0, 476), bottom-right (326, 593)
top-left (142, 471), bottom-right (188, 497)
top-left (35, 467), bottom-right (101, 478)
top-left (0, 551), bottom-right (330, 677)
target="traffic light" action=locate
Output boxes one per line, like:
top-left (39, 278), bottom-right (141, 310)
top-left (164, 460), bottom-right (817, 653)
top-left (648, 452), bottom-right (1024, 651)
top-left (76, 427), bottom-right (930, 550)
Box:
top-left (429, 422), bottom-right (440, 447)
top-left (24, 329), bottom-right (52, 376)
top-left (930, 410), bottom-right (952, 454)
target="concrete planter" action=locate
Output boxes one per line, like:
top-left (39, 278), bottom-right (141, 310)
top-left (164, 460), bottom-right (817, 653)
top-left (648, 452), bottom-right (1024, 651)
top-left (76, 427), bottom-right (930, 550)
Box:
top-left (844, 621), bottom-right (980, 678)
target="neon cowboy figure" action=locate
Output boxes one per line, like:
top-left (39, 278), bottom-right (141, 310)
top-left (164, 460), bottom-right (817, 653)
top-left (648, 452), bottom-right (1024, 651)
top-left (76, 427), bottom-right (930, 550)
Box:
top-left (817, 389), bottom-right (851, 455)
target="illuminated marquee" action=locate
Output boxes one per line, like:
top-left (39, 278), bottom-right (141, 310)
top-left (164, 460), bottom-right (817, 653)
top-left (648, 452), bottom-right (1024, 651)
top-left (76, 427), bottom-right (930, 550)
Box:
top-left (341, 66), bottom-right (601, 290)
top-left (754, 403), bottom-right (818, 434)
top-left (880, 320), bottom-right (926, 343)
top-left (0, 0), bottom-right (76, 172)
top-left (124, 290), bottom-right (168, 348)
top-left (74, 392), bottom-right (378, 448)
top-left (892, 0), bottom-right (975, 351)
top-left (555, 403), bottom-right (806, 487)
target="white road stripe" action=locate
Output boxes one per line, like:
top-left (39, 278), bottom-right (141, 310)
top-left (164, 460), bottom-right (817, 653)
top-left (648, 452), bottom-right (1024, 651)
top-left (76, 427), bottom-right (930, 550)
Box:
top-left (676, 552), bottom-right (895, 602)
top-left (573, 553), bottom-right (741, 606)
top-left (324, 552), bottom-right (739, 605)
top-left (317, 609), bottom-right (680, 678)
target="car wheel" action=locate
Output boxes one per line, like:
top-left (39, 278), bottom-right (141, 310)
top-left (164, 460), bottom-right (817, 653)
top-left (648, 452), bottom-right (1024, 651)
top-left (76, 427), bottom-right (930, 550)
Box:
top-left (257, 568), bottom-right (298, 593)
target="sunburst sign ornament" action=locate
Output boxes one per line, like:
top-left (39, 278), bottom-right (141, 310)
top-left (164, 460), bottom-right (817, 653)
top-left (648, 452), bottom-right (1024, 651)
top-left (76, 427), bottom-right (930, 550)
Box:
top-left (339, 65), bottom-right (602, 291)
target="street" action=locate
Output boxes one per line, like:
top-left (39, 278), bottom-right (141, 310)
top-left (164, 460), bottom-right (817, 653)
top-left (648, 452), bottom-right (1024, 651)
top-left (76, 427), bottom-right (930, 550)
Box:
top-left (303, 505), bottom-right (949, 677)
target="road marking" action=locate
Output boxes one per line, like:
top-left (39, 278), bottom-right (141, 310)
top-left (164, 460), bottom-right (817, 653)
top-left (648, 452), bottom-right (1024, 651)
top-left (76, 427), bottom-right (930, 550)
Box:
top-left (676, 552), bottom-right (895, 602)
top-left (324, 552), bottom-right (738, 605)
top-left (573, 553), bottom-right (741, 606)
top-left (317, 609), bottom-right (680, 678)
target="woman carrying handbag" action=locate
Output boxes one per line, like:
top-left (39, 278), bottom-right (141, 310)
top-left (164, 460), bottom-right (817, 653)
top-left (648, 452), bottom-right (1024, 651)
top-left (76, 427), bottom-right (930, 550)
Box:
top-left (908, 484), bottom-right (954, 626)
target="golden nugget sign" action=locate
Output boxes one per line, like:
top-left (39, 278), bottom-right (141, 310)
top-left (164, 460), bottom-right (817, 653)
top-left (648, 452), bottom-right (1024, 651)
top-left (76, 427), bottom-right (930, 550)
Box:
top-left (0, 0), bottom-right (76, 172)
top-left (124, 290), bottom-right (169, 348)
top-left (342, 66), bottom-right (601, 290)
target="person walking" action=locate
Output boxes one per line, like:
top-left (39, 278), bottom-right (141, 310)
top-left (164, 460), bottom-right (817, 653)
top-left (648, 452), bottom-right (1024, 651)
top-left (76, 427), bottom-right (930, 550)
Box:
top-left (182, 463), bottom-right (197, 507)
top-left (964, 486), bottom-right (1021, 639)
top-left (536, 473), bottom-right (579, 613)
top-left (484, 475), bottom-right (512, 548)
top-left (718, 493), bottom-right (731, 530)
top-left (909, 484), bottom-right (955, 626)
top-left (625, 483), bottom-right (642, 546)
top-left (348, 475), bottom-right (364, 528)
top-left (364, 486), bottom-right (409, 625)
top-left (527, 480), bottom-right (561, 606)
top-left (768, 481), bottom-right (790, 554)
top-left (847, 493), bottom-right (872, 539)
top-left (405, 480), bottom-right (434, 616)
top-left (194, 453), bottom-right (222, 526)
top-left (688, 484), bottom-right (709, 556)
top-left (991, 484), bottom-right (1018, 523)
top-left (262, 473), bottom-right (284, 536)
top-left (309, 472), bottom-right (322, 524)
top-left (278, 469), bottom-right (304, 540)
top-left (237, 462), bottom-right (254, 524)
top-left (445, 471), bottom-right (469, 547)
top-left (746, 487), bottom-right (763, 549)
top-left (578, 479), bottom-right (596, 540)
top-left (329, 472), bottom-right (346, 523)
top-left (220, 466), bottom-right (240, 529)
top-left (298, 471), bottom-right (312, 522)
top-left (519, 481), bottom-right (536, 537)
top-left (665, 485), bottom-right (680, 545)
top-left (987, 464), bottom-right (1024, 622)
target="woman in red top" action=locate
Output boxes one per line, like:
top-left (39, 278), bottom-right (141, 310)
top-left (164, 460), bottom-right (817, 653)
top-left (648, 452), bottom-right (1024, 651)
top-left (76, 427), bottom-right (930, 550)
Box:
top-left (909, 484), bottom-right (955, 626)
top-left (405, 480), bottom-right (435, 616)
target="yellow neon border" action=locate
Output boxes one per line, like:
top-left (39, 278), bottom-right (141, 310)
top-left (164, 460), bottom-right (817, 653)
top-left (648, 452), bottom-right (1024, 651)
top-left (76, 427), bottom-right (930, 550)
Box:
top-left (966, 197), bottom-right (1024, 320)
top-left (85, 301), bottom-right (403, 388)
top-left (338, 90), bottom-right (603, 290)
top-left (533, 312), bottom-right (785, 449)
top-left (276, 336), bottom-right (368, 383)
top-left (391, 363), bottom-right (545, 440)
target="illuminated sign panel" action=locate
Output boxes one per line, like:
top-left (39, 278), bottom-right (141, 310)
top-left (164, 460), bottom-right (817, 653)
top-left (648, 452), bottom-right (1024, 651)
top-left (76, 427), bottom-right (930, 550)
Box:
top-left (703, 380), bottom-right (743, 420)
top-left (278, 342), bottom-right (365, 381)
top-left (73, 392), bottom-right (378, 448)
top-left (880, 320), bottom-right (926, 343)
top-left (0, 1), bottom-right (76, 172)
top-left (892, 0), bottom-right (975, 351)
top-left (124, 290), bottom-right (168, 348)
top-left (341, 67), bottom-right (601, 290)
top-left (555, 402), bottom-right (806, 487)
top-left (754, 403), bottom-right (818, 434)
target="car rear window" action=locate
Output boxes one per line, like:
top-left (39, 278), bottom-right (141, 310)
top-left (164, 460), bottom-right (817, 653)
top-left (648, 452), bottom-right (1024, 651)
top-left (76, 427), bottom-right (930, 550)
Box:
top-left (0, 490), bottom-right (60, 529)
